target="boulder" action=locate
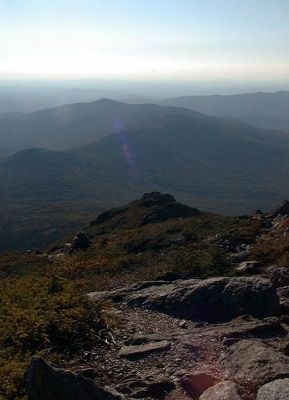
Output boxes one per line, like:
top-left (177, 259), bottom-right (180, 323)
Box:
top-left (199, 381), bottom-right (242, 400)
top-left (180, 372), bottom-right (220, 397)
top-left (115, 376), bottom-right (175, 399)
top-left (89, 277), bottom-right (280, 322)
top-left (277, 286), bottom-right (289, 314)
top-left (273, 200), bottom-right (289, 217)
top-left (257, 378), bottom-right (289, 399)
top-left (219, 339), bottom-right (289, 387)
top-left (48, 243), bottom-right (72, 255)
top-left (236, 261), bottom-right (262, 274)
top-left (27, 356), bottom-right (125, 400)
top-left (119, 340), bottom-right (171, 358)
top-left (265, 266), bottom-right (289, 288)
top-left (72, 232), bottom-right (91, 251)
top-left (230, 250), bottom-right (250, 263)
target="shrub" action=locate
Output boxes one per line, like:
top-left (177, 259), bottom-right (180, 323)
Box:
top-left (0, 276), bottom-right (113, 399)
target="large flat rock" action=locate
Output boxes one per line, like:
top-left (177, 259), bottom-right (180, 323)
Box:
top-left (89, 277), bottom-right (280, 322)
top-left (119, 340), bottom-right (171, 358)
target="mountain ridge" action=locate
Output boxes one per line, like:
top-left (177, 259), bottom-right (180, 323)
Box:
top-left (160, 90), bottom-right (289, 131)
top-left (0, 98), bottom-right (204, 157)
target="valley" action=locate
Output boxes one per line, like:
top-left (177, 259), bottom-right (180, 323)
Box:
top-left (1, 98), bottom-right (289, 250)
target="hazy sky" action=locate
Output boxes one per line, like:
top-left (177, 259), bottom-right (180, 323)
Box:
top-left (0, 0), bottom-right (289, 81)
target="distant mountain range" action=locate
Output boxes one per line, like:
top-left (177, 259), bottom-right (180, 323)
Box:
top-left (2, 91), bottom-right (289, 157)
top-left (0, 99), bottom-right (197, 157)
top-left (1, 98), bottom-right (289, 250)
top-left (160, 91), bottom-right (289, 131)
top-left (0, 86), bottom-right (117, 114)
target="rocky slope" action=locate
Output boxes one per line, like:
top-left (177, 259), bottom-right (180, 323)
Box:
top-left (18, 194), bottom-right (289, 400)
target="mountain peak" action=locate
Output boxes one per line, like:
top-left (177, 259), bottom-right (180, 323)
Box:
top-left (94, 98), bottom-right (125, 106)
top-left (89, 192), bottom-right (199, 230)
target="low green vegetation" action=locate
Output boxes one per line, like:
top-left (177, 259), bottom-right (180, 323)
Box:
top-left (0, 274), bottom-right (115, 400)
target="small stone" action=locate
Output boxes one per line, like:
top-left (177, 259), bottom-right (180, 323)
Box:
top-left (173, 369), bottom-right (188, 377)
top-left (119, 340), bottom-right (171, 358)
top-left (76, 368), bottom-right (95, 379)
top-left (180, 320), bottom-right (187, 328)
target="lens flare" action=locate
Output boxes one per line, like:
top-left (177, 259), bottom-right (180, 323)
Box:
top-left (114, 119), bottom-right (134, 167)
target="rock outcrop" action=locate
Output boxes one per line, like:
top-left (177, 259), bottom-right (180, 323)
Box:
top-left (89, 277), bottom-right (280, 322)
top-left (89, 192), bottom-right (199, 229)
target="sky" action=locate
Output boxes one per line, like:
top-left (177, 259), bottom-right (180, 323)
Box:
top-left (0, 0), bottom-right (289, 81)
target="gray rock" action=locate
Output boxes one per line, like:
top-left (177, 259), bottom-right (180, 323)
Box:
top-left (265, 266), bottom-right (289, 288)
top-left (119, 340), bottom-right (171, 358)
top-left (72, 231), bottom-right (91, 251)
top-left (257, 378), bottom-right (289, 399)
top-left (126, 333), bottom-right (176, 345)
top-left (236, 261), bottom-right (262, 274)
top-left (230, 250), bottom-right (250, 263)
top-left (89, 277), bottom-right (280, 322)
top-left (277, 286), bottom-right (289, 314)
top-left (116, 376), bottom-right (175, 399)
top-left (27, 356), bottom-right (125, 400)
top-left (180, 372), bottom-right (220, 397)
top-left (273, 200), bottom-right (289, 217)
top-left (219, 339), bottom-right (289, 387)
top-left (200, 381), bottom-right (242, 400)
top-left (207, 316), bottom-right (282, 340)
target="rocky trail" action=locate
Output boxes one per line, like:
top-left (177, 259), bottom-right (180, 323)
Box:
top-left (28, 274), bottom-right (289, 400)
top-left (27, 199), bottom-right (289, 400)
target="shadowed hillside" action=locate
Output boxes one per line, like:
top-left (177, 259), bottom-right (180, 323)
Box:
top-left (1, 104), bottom-right (289, 250)
top-left (0, 99), bottom-right (199, 156)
